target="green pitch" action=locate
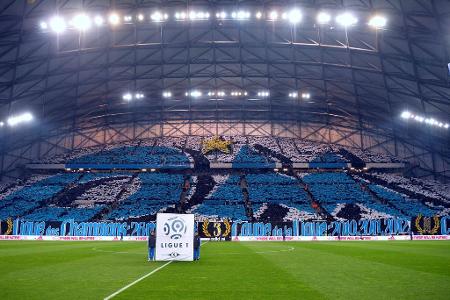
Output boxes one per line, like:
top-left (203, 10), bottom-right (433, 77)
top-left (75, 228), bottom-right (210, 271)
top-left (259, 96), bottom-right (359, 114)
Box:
top-left (1, 241), bottom-right (449, 299)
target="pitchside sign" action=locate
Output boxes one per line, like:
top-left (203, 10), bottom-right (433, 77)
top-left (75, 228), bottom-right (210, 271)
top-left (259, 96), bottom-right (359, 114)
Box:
top-left (155, 213), bottom-right (194, 261)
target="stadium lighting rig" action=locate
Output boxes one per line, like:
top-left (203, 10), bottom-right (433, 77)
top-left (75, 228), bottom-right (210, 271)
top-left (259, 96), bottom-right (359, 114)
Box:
top-left (336, 12), bottom-right (358, 27)
top-left (4, 112), bottom-right (33, 127)
top-left (257, 91), bottom-right (270, 97)
top-left (39, 9), bottom-right (387, 32)
top-left (123, 92), bottom-right (144, 101)
top-left (401, 111), bottom-right (449, 129)
top-left (368, 15), bottom-right (387, 29)
top-left (301, 92), bottom-right (311, 99)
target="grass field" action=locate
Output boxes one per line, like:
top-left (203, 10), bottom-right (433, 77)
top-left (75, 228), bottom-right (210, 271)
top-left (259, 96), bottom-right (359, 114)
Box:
top-left (1, 241), bottom-right (449, 299)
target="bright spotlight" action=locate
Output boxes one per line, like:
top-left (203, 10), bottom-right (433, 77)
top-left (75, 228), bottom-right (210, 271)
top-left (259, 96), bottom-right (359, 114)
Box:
top-left (151, 12), bottom-right (163, 22)
top-left (301, 92), bottom-right (311, 99)
top-left (175, 12), bottom-right (186, 20)
top-left (190, 90), bottom-right (202, 98)
top-left (123, 93), bottom-right (133, 101)
top-left (124, 15), bottom-right (133, 22)
top-left (7, 112), bottom-right (33, 127)
top-left (0, 121), bottom-right (4, 127)
top-left (368, 15), bottom-right (387, 28)
top-left (232, 11), bottom-right (250, 20)
top-left (49, 16), bottom-right (66, 33)
top-left (162, 91), bottom-right (172, 98)
top-left (216, 11), bottom-right (227, 19)
top-left (72, 13), bottom-right (92, 31)
top-left (269, 11), bottom-right (278, 21)
top-left (108, 13), bottom-right (120, 26)
top-left (257, 91), bottom-right (270, 97)
top-left (289, 92), bottom-right (298, 98)
top-left (336, 12), bottom-right (357, 27)
top-left (94, 15), bottom-right (104, 26)
top-left (317, 12), bottom-right (331, 24)
top-left (401, 111), bottom-right (411, 119)
top-left (40, 21), bottom-right (48, 30)
top-left (286, 9), bottom-right (302, 24)
top-left (135, 93), bottom-right (144, 99)
top-left (256, 11), bottom-right (262, 19)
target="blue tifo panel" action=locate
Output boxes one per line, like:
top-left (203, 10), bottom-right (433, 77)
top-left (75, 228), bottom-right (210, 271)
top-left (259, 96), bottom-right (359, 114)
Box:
top-left (106, 173), bottom-right (186, 220)
top-left (0, 174), bottom-right (80, 219)
top-left (231, 145), bottom-right (276, 169)
top-left (67, 146), bottom-right (191, 169)
top-left (193, 175), bottom-right (248, 221)
top-left (302, 172), bottom-right (410, 219)
top-left (368, 184), bottom-right (437, 217)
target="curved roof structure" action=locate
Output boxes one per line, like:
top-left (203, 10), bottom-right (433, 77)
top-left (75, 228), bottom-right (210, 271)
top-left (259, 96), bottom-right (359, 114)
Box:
top-left (0, 0), bottom-right (449, 180)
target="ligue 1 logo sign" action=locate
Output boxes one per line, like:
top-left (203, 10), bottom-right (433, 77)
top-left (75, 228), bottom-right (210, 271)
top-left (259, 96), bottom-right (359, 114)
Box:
top-left (163, 216), bottom-right (187, 239)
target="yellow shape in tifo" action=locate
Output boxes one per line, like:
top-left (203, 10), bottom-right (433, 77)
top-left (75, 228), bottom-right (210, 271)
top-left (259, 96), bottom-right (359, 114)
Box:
top-left (202, 136), bottom-right (232, 154)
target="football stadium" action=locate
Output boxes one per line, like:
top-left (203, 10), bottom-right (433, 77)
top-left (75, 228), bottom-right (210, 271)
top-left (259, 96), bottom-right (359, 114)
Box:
top-left (0, 0), bottom-right (449, 299)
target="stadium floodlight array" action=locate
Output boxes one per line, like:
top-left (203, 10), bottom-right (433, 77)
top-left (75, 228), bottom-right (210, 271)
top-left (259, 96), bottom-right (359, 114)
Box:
top-left (301, 92), bottom-right (311, 99)
top-left (5, 112), bottom-right (33, 127)
top-left (368, 15), bottom-right (387, 29)
top-left (123, 92), bottom-right (144, 101)
top-left (401, 111), bottom-right (449, 129)
top-left (257, 91), bottom-right (270, 97)
top-left (39, 9), bottom-right (387, 33)
top-left (335, 12), bottom-right (358, 27)
top-left (185, 90), bottom-right (202, 98)
top-left (157, 90), bottom-right (309, 99)
top-left (316, 12), bottom-right (331, 24)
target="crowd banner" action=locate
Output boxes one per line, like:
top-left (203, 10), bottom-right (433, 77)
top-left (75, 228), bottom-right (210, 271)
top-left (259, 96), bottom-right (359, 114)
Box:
top-left (0, 216), bottom-right (448, 241)
top-left (231, 218), bottom-right (411, 238)
top-left (411, 214), bottom-right (449, 235)
top-left (155, 213), bottom-right (194, 261)
top-left (198, 220), bottom-right (232, 240)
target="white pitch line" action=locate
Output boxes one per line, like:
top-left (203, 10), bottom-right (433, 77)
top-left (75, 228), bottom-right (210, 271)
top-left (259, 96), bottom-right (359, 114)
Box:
top-left (104, 261), bottom-right (172, 300)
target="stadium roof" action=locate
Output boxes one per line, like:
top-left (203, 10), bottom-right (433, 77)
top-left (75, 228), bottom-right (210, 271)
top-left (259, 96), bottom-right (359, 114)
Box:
top-left (0, 0), bottom-right (449, 180)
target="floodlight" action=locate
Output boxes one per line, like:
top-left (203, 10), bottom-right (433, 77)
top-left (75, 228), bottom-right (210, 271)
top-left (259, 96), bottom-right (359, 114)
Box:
top-left (190, 90), bottom-right (202, 97)
top-left (269, 11), bottom-right (278, 21)
top-left (369, 15), bottom-right (387, 28)
top-left (289, 92), bottom-right (298, 98)
top-left (108, 13), bottom-right (120, 25)
top-left (49, 16), bottom-right (66, 33)
top-left (124, 15), bottom-right (133, 22)
top-left (336, 12), bottom-right (357, 27)
top-left (137, 14), bottom-right (144, 22)
top-left (40, 21), bottom-right (48, 30)
top-left (72, 13), bottom-right (92, 31)
top-left (162, 91), bottom-right (172, 98)
top-left (7, 112), bottom-right (33, 127)
top-left (94, 15), bottom-right (104, 26)
top-left (256, 11), bottom-right (262, 19)
top-left (401, 111), bottom-right (411, 119)
top-left (317, 12), bottom-right (331, 24)
top-left (0, 121), bottom-right (4, 127)
top-left (151, 12), bottom-right (163, 22)
top-left (217, 11), bottom-right (227, 19)
top-left (123, 93), bottom-right (133, 101)
top-left (286, 9), bottom-right (302, 24)
top-left (301, 92), bottom-right (311, 99)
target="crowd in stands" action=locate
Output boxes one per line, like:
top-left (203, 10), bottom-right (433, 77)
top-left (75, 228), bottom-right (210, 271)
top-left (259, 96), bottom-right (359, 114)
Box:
top-left (30, 136), bottom-right (405, 167)
top-left (69, 146), bottom-right (190, 168)
top-left (107, 173), bottom-right (186, 220)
